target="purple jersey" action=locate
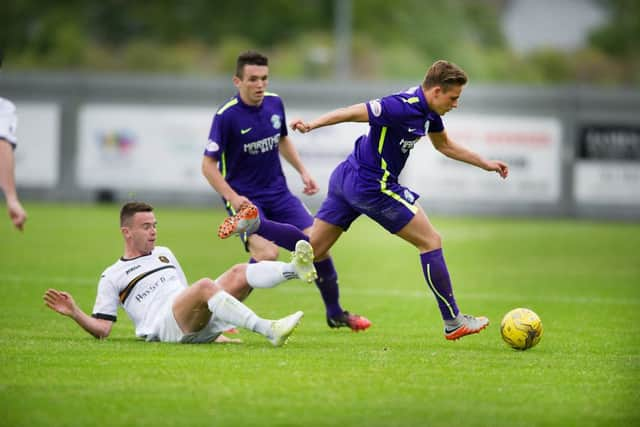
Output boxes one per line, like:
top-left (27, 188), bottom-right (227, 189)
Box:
top-left (354, 85), bottom-right (444, 182)
top-left (204, 92), bottom-right (289, 196)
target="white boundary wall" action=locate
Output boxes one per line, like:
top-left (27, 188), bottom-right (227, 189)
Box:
top-left (1, 72), bottom-right (638, 219)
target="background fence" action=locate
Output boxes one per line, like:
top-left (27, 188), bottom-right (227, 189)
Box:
top-left (1, 71), bottom-right (639, 219)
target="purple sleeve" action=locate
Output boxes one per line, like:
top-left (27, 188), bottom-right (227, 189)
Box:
top-left (279, 98), bottom-right (289, 138)
top-left (366, 96), bottom-right (405, 128)
top-left (204, 113), bottom-right (225, 160)
top-left (427, 113), bottom-right (444, 133)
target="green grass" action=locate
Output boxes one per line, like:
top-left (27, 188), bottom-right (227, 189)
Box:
top-left (1, 202), bottom-right (639, 427)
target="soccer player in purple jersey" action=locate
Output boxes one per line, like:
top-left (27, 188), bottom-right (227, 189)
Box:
top-left (202, 51), bottom-right (371, 331)
top-left (290, 60), bottom-right (509, 340)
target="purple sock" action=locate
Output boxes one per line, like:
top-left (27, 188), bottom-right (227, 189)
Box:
top-left (254, 218), bottom-right (308, 251)
top-left (420, 248), bottom-right (459, 321)
top-left (314, 257), bottom-right (343, 318)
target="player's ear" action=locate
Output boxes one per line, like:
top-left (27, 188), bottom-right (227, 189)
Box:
top-left (232, 75), bottom-right (242, 88)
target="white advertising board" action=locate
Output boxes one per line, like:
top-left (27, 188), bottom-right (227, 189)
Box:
top-left (574, 163), bottom-right (640, 205)
top-left (574, 125), bottom-right (640, 205)
top-left (287, 112), bottom-right (562, 204)
top-left (14, 102), bottom-right (60, 187)
top-left (77, 105), bottom-right (563, 206)
top-left (77, 104), bottom-right (214, 191)
top-left (403, 114), bottom-right (562, 202)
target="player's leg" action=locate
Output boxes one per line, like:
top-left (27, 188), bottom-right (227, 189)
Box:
top-left (246, 234), bottom-right (280, 261)
top-left (218, 202), bottom-right (260, 239)
top-left (312, 160), bottom-right (373, 331)
top-left (172, 278), bottom-right (303, 346)
top-left (307, 219), bottom-right (370, 331)
top-left (218, 201), bottom-right (308, 258)
top-left (205, 252), bottom-right (317, 301)
top-left (395, 205), bottom-right (488, 340)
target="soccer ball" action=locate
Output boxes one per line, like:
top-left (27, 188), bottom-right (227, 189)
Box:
top-left (500, 308), bottom-right (543, 350)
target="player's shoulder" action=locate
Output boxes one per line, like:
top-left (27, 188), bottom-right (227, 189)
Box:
top-left (264, 91), bottom-right (281, 99)
top-left (388, 86), bottom-right (422, 104)
top-left (99, 258), bottom-right (123, 282)
top-left (153, 246), bottom-right (177, 262)
top-left (153, 245), bottom-right (173, 256)
top-left (263, 92), bottom-right (284, 108)
top-left (216, 96), bottom-right (240, 116)
top-left (0, 98), bottom-right (16, 115)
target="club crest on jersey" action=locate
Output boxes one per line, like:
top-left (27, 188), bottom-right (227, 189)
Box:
top-left (271, 114), bottom-right (281, 129)
top-left (158, 256), bottom-right (170, 263)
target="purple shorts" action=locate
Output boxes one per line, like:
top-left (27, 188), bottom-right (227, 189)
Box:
top-left (316, 158), bottom-right (419, 234)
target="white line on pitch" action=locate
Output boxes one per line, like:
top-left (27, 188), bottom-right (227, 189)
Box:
top-left (2, 274), bottom-right (638, 306)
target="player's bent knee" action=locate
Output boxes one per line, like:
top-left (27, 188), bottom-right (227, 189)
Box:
top-left (193, 277), bottom-right (220, 299)
top-left (429, 231), bottom-right (442, 248)
top-left (253, 246), bottom-right (279, 261)
top-left (215, 264), bottom-right (251, 300)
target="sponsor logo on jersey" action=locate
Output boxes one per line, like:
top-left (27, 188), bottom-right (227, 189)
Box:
top-left (158, 256), bottom-right (170, 263)
top-left (271, 114), bottom-right (281, 129)
top-left (399, 138), bottom-right (419, 154)
top-left (243, 133), bottom-right (280, 155)
top-left (241, 127), bottom-right (252, 135)
top-left (125, 265), bottom-right (142, 275)
top-left (135, 275), bottom-right (171, 303)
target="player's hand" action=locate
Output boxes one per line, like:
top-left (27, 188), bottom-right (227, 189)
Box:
top-left (301, 172), bottom-right (319, 196)
top-left (7, 199), bottom-right (26, 231)
top-left (230, 195), bottom-right (252, 212)
top-left (214, 334), bottom-right (243, 344)
top-left (487, 160), bottom-right (509, 179)
top-left (290, 119), bottom-right (311, 134)
top-left (44, 289), bottom-right (77, 317)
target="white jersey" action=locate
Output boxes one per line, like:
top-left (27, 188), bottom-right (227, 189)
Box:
top-left (0, 98), bottom-right (18, 146)
top-left (92, 246), bottom-right (189, 339)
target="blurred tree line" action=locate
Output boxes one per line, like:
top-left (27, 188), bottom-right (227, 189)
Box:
top-left (2, 0), bottom-right (639, 85)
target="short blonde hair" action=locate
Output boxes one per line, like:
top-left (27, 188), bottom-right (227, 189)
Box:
top-left (422, 60), bottom-right (468, 91)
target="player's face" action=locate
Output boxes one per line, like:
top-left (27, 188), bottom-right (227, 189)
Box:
top-left (234, 64), bottom-right (269, 106)
top-left (124, 212), bottom-right (157, 255)
top-left (431, 84), bottom-right (463, 115)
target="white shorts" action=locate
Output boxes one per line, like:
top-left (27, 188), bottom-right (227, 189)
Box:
top-left (146, 294), bottom-right (229, 344)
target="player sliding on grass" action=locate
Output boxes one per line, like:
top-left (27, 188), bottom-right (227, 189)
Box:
top-left (286, 60), bottom-right (509, 340)
top-left (43, 201), bottom-right (316, 346)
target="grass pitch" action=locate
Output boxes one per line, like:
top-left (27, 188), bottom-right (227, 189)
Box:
top-left (1, 202), bottom-right (639, 427)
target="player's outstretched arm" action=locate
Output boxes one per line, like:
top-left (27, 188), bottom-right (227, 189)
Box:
top-left (290, 103), bottom-right (368, 134)
top-left (43, 289), bottom-right (113, 339)
top-left (429, 131), bottom-right (509, 179)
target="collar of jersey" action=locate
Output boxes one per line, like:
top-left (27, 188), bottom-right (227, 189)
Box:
top-left (236, 93), bottom-right (264, 111)
top-left (121, 252), bottom-right (153, 262)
